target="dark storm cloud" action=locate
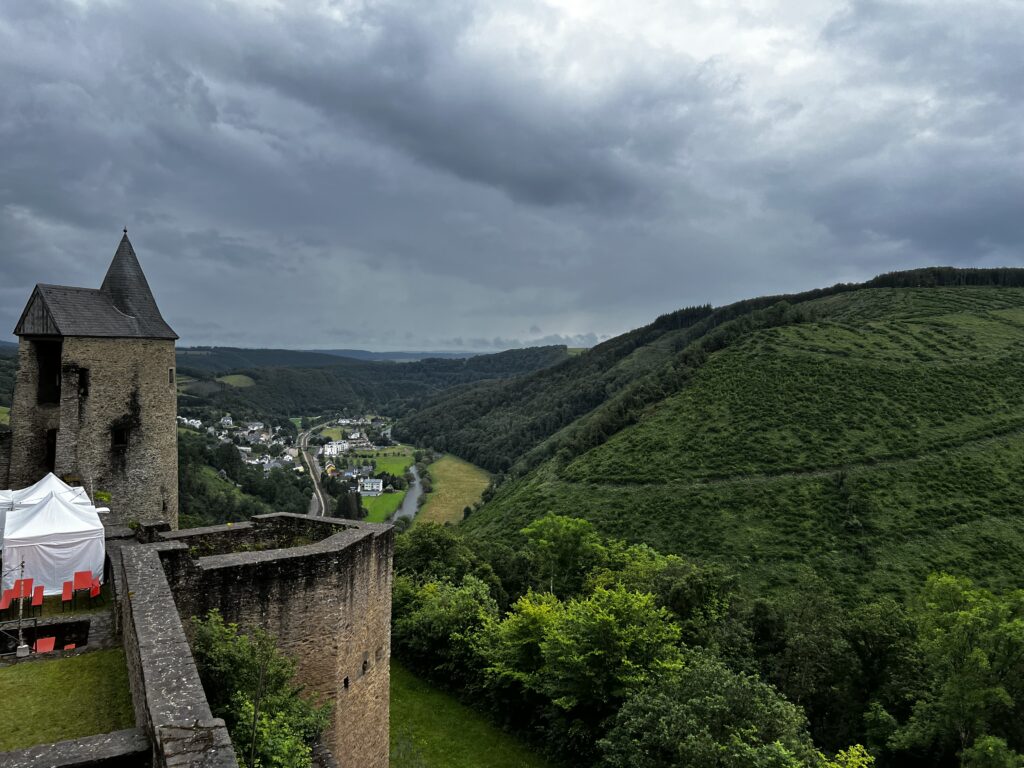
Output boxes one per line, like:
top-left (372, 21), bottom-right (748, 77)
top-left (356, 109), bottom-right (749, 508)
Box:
top-left (0, 0), bottom-right (1022, 349)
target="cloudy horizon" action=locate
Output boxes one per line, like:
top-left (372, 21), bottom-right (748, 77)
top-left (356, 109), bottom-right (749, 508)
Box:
top-left (2, 0), bottom-right (1021, 351)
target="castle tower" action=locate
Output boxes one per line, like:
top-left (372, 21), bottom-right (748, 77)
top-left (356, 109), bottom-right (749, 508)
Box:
top-left (6, 232), bottom-right (179, 527)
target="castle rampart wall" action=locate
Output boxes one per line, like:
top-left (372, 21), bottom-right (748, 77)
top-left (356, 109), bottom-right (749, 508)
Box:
top-left (119, 543), bottom-right (237, 767)
top-left (158, 514), bottom-right (393, 768)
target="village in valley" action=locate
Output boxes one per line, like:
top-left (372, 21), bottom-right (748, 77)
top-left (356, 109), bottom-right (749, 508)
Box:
top-left (178, 411), bottom-right (408, 507)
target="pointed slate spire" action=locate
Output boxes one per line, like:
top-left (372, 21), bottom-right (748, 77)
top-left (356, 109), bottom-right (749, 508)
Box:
top-left (99, 231), bottom-right (178, 339)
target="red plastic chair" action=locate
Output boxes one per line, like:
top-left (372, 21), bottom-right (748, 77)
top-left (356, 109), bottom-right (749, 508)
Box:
top-left (34, 636), bottom-right (55, 653)
top-left (72, 571), bottom-right (91, 592)
top-left (31, 585), bottom-right (43, 616)
top-left (12, 578), bottom-right (33, 599)
top-left (62, 581), bottom-right (73, 612)
top-left (89, 578), bottom-right (103, 605)
top-left (0, 589), bottom-right (12, 617)
top-left (63, 643), bottom-right (76, 651)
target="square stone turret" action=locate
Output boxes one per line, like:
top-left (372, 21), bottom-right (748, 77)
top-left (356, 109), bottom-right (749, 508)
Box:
top-left (6, 231), bottom-right (179, 527)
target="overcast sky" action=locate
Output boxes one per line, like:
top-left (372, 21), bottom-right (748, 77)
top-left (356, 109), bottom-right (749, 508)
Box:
top-left (1, 0), bottom-right (1021, 350)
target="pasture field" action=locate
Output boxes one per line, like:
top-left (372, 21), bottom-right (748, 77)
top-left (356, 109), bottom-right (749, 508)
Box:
top-left (0, 649), bottom-right (134, 752)
top-left (353, 444), bottom-right (417, 476)
top-left (0, 405), bottom-right (8, 425)
top-left (390, 661), bottom-right (554, 768)
top-left (417, 455), bottom-right (490, 526)
top-left (363, 491), bottom-right (406, 522)
top-left (215, 374), bottom-right (255, 388)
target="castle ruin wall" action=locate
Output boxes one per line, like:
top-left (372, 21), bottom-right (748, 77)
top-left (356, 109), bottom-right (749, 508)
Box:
top-left (158, 514), bottom-right (394, 768)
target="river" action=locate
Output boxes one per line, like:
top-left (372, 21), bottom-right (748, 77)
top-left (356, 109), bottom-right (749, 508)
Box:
top-left (390, 464), bottom-right (423, 522)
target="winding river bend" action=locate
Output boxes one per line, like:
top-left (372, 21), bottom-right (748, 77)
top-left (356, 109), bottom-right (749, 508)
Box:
top-left (390, 464), bottom-right (423, 522)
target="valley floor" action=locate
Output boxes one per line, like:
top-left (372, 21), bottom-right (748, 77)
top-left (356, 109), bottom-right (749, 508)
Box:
top-left (417, 455), bottom-right (490, 525)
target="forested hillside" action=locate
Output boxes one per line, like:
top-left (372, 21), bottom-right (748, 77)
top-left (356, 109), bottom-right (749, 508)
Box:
top-left (178, 345), bottom-right (569, 421)
top-left (396, 268), bottom-right (1024, 474)
top-left (394, 274), bottom-right (1024, 767)
top-left (466, 285), bottom-right (1024, 598)
top-left (177, 346), bottom-right (351, 372)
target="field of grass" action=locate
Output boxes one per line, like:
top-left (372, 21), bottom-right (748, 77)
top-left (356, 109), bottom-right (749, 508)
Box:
top-left (0, 649), bottom-right (135, 751)
top-left (390, 661), bottom-right (554, 768)
top-left (417, 455), bottom-right (490, 525)
top-left (320, 426), bottom-right (345, 441)
top-left (353, 444), bottom-right (416, 476)
top-left (363, 491), bottom-right (406, 523)
top-left (467, 287), bottom-right (1024, 603)
top-left (215, 374), bottom-right (255, 388)
top-left (0, 405), bottom-right (8, 425)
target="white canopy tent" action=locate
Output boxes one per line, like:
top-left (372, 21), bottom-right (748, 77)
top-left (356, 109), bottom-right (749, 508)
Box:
top-left (1, 473), bottom-right (109, 539)
top-left (10, 473), bottom-right (93, 508)
top-left (2, 491), bottom-right (105, 596)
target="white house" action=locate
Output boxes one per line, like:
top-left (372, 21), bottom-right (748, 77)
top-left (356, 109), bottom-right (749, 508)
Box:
top-left (321, 441), bottom-right (349, 457)
top-left (220, 415), bottom-right (234, 427)
top-left (358, 478), bottom-right (384, 497)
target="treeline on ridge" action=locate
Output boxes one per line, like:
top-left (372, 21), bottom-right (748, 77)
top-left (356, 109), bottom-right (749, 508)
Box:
top-left (395, 267), bottom-right (1024, 475)
top-left (178, 345), bottom-right (570, 422)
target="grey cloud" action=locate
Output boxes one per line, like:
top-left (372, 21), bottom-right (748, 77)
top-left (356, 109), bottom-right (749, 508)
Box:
top-left (1, 0), bottom-right (1022, 350)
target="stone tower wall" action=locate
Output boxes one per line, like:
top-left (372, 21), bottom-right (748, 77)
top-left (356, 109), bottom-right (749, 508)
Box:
top-left (8, 336), bottom-right (178, 527)
top-left (0, 432), bottom-right (11, 488)
top-left (7, 338), bottom-right (62, 487)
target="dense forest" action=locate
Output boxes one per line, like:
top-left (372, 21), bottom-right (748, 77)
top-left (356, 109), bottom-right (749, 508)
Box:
top-left (178, 345), bottom-right (570, 422)
top-left (389, 270), bottom-right (1024, 766)
top-left (0, 350), bottom-right (15, 411)
top-left (178, 345), bottom-right (478, 371)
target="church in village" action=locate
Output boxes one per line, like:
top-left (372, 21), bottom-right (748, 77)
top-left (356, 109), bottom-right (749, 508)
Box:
top-left (0, 233), bottom-right (393, 768)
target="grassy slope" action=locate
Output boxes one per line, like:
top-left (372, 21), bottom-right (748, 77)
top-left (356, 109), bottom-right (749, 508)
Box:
top-left (0, 649), bottom-right (135, 751)
top-left (467, 287), bottom-right (1024, 601)
top-left (0, 405), bottom-right (8, 425)
top-left (390, 661), bottom-right (554, 768)
top-left (417, 455), bottom-right (490, 525)
top-left (215, 374), bottom-right (256, 388)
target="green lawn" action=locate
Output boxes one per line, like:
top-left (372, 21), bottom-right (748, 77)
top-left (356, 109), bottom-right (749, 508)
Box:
top-left (363, 492), bottom-right (406, 523)
top-left (215, 374), bottom-right (255, 388)
top-left (0, 405), bottom-right (9, 426)
top-left (320, 426), bottom-right (345, 441)
top-left (0, 649), bottom-right (135, 751)
top-left (390, 661), bottom-right (554, 768)
top-left (354, 444), bottom-right (416, 476)
top-left (417, 455), bottom-right (490, 526)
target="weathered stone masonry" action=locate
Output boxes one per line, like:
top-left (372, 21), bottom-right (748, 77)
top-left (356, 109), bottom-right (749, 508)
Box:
top-left (5, 232), bottom-right (179, 527)
top-left (7, 337), bottom-right (178, 527)
top-left (157, 514), bottom-right (394, 768)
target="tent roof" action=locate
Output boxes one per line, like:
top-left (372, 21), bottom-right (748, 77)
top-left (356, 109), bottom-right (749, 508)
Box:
top-left (4, 492), bottom-right (104, 546)
top-left (11, 473), bottom-right (92, 507)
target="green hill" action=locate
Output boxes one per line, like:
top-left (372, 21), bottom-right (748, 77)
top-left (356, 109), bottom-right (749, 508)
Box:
top-left (396, 269), bottom-right (1024, 476)
top-left (177, 345), bottom-right (570, 422)
top-left (457, 283), bottom-right (1024, 602)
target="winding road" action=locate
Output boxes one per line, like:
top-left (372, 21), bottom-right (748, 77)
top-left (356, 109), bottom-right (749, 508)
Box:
top-left (298, 428), bottom-right (328, 517)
